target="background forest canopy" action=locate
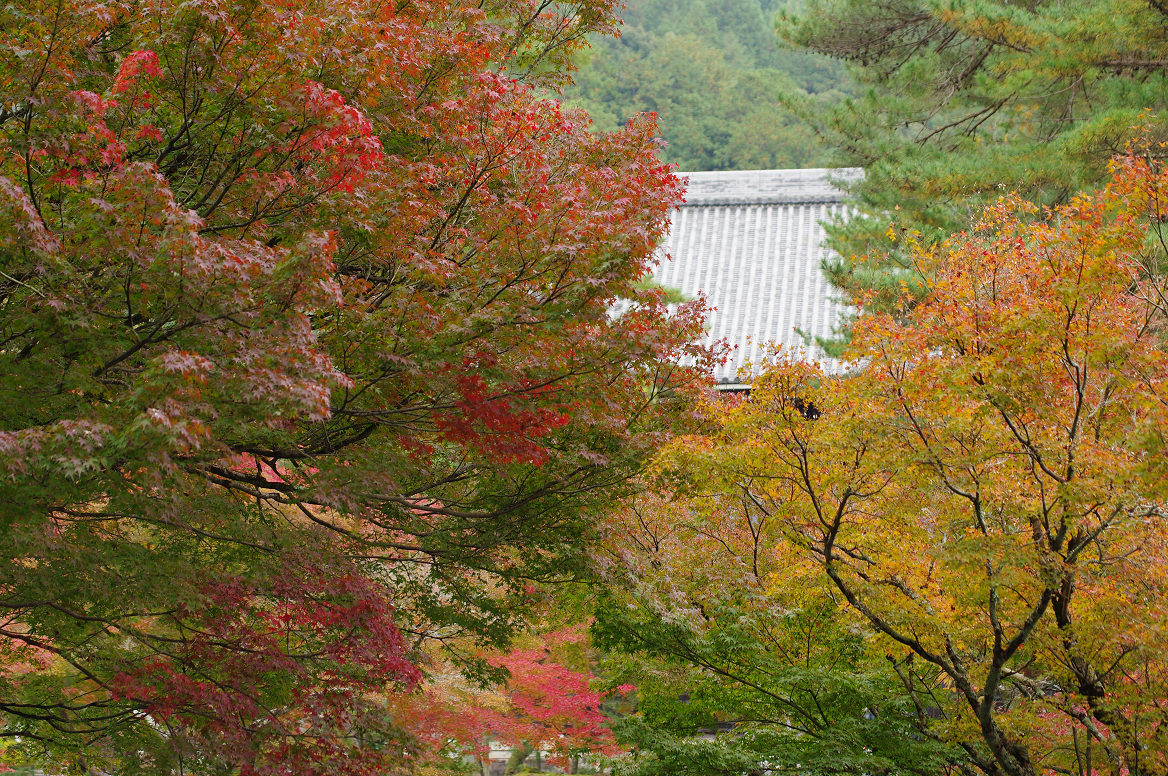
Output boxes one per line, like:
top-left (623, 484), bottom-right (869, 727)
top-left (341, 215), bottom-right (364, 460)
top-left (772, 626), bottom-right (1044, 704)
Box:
top-left (564, 0), bottom-right (851, 171)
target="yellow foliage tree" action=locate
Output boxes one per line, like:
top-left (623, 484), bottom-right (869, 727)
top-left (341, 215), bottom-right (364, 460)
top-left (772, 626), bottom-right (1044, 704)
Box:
top-left (632, 153), bottom-right (1168, 776)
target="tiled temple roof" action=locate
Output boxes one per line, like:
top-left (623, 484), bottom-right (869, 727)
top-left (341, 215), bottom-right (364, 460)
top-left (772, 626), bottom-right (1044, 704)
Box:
top-left (656, 168), bottom-right (859, 386)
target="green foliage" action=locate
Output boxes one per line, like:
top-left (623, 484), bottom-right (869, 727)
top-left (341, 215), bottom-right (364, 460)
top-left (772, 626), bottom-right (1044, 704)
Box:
top-left (631, 277), bottom-right (689, 304)
top-left (565, 0), bottom-right (851, 170)
top-left (593, 497), bottom-right (960, 775)
top-left (596, 595), bottom-right (957, 775)
top-left (778, 0), bottom-right (1168, 310)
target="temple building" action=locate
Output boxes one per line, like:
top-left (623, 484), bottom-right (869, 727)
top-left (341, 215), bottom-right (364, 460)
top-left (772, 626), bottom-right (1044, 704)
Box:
top-left (656, 167), bottom-right (860, 387)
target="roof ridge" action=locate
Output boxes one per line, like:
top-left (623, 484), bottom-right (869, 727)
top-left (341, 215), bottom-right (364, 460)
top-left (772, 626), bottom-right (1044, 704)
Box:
top-left (677, 167), bottom-right (862, 207)
top-left (677, 196), bottom-right (845, 208)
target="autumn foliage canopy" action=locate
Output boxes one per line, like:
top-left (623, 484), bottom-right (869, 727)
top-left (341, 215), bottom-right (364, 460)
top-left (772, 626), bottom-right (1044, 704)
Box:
top-left (0, 0), bottom-right (711, 770)
top-left (602, 156), bottom-right (1168, 776)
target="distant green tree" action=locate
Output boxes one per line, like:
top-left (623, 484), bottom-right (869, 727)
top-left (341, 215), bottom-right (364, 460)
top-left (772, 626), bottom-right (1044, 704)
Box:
top-left (565, 0), bottom-right (850, 170)
top-left (778, 0), bottom-right (1168, 311)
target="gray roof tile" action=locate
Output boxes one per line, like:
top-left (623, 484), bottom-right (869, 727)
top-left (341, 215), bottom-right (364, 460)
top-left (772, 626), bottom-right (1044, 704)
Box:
top-left (658, 168), bottom-right (858, 384)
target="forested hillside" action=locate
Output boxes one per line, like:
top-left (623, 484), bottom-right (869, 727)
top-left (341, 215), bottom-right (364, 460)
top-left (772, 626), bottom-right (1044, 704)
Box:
top-left (564, 0), bottom-right (850, 170)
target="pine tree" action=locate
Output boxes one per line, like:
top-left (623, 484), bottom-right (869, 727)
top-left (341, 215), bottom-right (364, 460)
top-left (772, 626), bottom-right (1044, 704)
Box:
top-left (780, 0), bottom-right (1168, 311)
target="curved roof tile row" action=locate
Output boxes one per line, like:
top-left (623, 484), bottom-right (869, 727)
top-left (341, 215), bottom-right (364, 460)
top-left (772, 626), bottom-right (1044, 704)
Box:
top-left (657, 168), bottom-right (858, 385)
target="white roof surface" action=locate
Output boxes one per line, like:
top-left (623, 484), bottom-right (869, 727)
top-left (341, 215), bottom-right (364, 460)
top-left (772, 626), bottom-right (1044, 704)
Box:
top-left (656, 168), bottom-right (859, 384)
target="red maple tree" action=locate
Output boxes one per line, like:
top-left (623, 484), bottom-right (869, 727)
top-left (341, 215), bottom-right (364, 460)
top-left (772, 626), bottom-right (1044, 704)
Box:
top-left (402, 627), bottom-right (626, 772)
top-left (0, 0), bottom-right (712, 771)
